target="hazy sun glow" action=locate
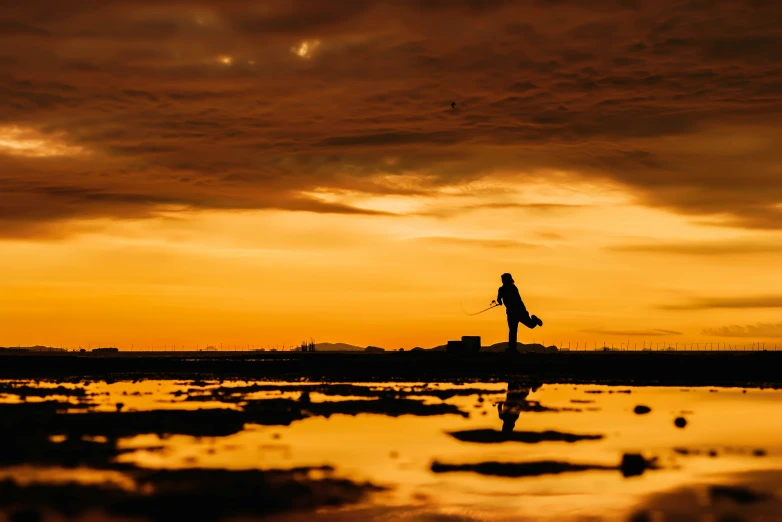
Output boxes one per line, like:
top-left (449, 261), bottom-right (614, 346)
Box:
top-left (291, 40), bottom-right (320, 59)
top-left (0, 126), bottom-right (86, 158)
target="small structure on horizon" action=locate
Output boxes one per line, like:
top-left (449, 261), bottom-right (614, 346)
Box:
top-left (92, 347), bottom-right (119, 354)
top-left (462, 336), bottom-right (481, 353)
top-left (446, 336), bottom-right (481, 353)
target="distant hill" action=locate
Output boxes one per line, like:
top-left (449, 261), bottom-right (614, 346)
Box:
top-left (0, 346), bottom-right (65, 353)
top-left (309, 341), bottom-right (558, 353)
top-left (484, 342), bottom-right (558, 353)
top-left (420, 342), bottom-right (558, 353)
top-left (314, 342), bottom-right (366, 352)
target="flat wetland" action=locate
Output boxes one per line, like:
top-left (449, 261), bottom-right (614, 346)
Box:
top-left (1, 352), bottom-right (781, 521)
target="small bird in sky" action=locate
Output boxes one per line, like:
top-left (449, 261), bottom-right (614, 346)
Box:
top-left (451, 102), bottom-right (456, 108)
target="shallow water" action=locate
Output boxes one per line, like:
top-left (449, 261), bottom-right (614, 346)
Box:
top-left (1, 379), bottom-right (781, 521)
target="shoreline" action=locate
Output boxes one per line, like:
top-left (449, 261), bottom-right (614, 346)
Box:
top-left (1, 351), bottom-right (780, 387)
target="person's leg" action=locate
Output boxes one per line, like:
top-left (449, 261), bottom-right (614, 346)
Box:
top-left (519, 310), bottom-right (538, 329)
top-left (507, 314), bottom-right (518, 352)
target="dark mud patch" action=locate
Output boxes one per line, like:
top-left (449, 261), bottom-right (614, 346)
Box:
top-left (626, 470), bottom-right (782, 522)
top-left (431, 453), bottom-right (656, 478)
top-left (710, 485), bottom-right (770, 505)
top-left (0, 383), bottom-right (88, 399)
top-left (0, 467), bottom-right (384, 522)
top-left (240, 397), bottom-right (470, 424)
top-left (431, 460), bottom-right (613, 478)
top-left (0, 396), bottom-right (468, 468)
top-left (673, 447), bottom-right (767, 458)
top-left (184, 383), bottom-right (504, 403)
top-left (447, 429), bottom-right (603, 444)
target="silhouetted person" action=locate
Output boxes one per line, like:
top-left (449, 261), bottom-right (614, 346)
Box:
top-left (497, 380), bottom-right (542, 432)
top-left (497, 273), bottom-right (542, 353)
top-left (451, 101), bottom-right (456, 108)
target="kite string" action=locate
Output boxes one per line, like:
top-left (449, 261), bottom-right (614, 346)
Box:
top-left (461, 301), bottom-right (501, 316)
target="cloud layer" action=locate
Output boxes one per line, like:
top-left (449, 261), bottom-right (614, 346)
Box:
top-left (662, 296), bottom-right (782, 310)
top-left (2, 0), bottom-right (782, 236)
top-left (702, 322), bottom-right (782, 338)
top-left (581, 328), bottom-right (683, 337)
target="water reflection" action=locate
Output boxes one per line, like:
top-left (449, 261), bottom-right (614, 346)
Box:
top-left (0, 379), bottom-right (781, 521)
top-left (497, 380), bottom-right (542, 432)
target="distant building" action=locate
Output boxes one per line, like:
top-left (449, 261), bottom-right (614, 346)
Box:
top-left (92, 347), bottom-right (119, 354)
top-left (446, 336), bottom-right (481, 353)
top-left (462, 336), bottom-right (481, 353)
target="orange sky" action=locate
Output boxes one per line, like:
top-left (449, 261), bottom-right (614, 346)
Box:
top-left (1, 1), bottom-right (782, 349)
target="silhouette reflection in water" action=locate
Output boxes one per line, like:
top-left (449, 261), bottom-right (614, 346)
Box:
top-left (498, 381), bottom-right (543, 433)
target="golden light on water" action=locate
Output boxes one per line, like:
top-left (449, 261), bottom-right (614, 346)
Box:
top-left (4, 379), bottom-right (782, 521)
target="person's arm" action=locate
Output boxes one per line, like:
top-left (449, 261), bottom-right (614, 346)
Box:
top-left (496, 287), bottom-right (504, 306)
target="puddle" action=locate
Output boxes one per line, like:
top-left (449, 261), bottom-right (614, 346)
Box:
top-left (1, 379), bottom-right (781, 521)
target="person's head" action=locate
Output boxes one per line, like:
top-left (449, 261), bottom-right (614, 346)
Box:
top-left (501, 273), bottom-right (514, 285)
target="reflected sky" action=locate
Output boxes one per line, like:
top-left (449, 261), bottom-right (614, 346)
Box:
top-left (1, 379), bottom-right (780, 521)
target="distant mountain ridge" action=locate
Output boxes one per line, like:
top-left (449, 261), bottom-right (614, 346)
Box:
top-left (0, 345), bottom-right (66, 352)
top-left (314, 342), bottom-right (366, 352)
top-left (420, 342), bottom-right (557, 352)
top-left (315, 342), bottom-right (557, 352)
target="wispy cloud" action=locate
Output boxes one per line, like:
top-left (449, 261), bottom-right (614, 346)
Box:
top-left (702, 322), bottom-right (782, 338)
top-left (662, 296), bottom-right (782, 310)
top-left (411, 236), bottom-right (541, 249)
top-left (581, 328), bottom-right (683, 336)
top-left (609, 239), bottom-right (782, 255)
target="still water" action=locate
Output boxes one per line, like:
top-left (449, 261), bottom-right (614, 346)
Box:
top-left (1, 379), bottom-right (781, 521)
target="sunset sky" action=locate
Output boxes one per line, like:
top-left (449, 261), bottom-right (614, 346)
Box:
top-left (2, 0), bottom-right (782, 349)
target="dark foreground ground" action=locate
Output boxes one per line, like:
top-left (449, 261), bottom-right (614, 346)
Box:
top-left (1, 351), bottom-right (780, 387)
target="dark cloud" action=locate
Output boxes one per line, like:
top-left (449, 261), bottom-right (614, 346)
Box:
top-left (662, 296), bottom-right (782, 310)
top-left (702, 322), bottom-right (782, 338)
top-left (581, 328), bottom-right (683, 336)
top-left (2, 0), bottom-right (782, 235)
top-left (0, 19), bottom-right (49, 35)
